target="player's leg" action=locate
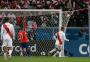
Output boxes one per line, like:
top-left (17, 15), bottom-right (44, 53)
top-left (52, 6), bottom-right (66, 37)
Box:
top-left (55, 45), bottom-right (59, 57)
top-left (7, 40), bottom-right (13, 58)
top-left (2, 40), bottom-right (8, 59)
top-left (49, 47), bottom-right (56, 54)
top-left (58, 45), bottom-right (62, 57)
top-left (7, 47), bottom-right (13, 58)
top-left (49, 48), bottom-right (57, 56)
top-left (26, 47), bottom-right (30, 56)
top-left (20, 46), bottom-right (23, 56)
top-left (20, 42), bottom-right (29, 56)
top-left (23, 42), bottom-right (29, 56)
top-left (25, 42), bottom-right (30, 56)
top-left (23, 48), bottom-right (27, 56)
top-left (55, 45), bottom-right (62, 57)
top-left (20, 43), bottom-right (25, 56)
top-left (3, 46), bottom-right (8, 59)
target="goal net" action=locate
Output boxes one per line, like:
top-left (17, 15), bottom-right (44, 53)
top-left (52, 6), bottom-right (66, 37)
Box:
top-left (0, 9), bottom-right (73, 56)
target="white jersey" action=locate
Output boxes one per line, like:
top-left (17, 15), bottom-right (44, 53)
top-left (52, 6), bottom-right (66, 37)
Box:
top-left (1, 22), bottom-right (15, 41)
top-left (55, 31), bottom-right (69, 45)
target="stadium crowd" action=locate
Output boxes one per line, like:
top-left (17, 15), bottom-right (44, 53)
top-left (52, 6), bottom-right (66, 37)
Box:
top-left (0, 0), bottom-right (90, 10)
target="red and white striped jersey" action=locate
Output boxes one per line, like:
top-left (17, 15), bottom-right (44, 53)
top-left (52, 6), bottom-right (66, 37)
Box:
top-left (55, 31), bottom-right (69, 45)
top-left (1, 22), bottom-right (15, 40)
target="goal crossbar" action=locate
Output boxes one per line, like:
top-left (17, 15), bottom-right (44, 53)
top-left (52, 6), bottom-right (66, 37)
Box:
top-left (0, 9), bottom-right (62, 12)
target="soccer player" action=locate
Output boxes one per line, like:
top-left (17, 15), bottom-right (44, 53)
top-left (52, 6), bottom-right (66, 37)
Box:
top-left (49, 26), bottom-right (69, 57)
top-left (18, 23), bottom-right (29, 56)
top-left (1, 17), bottom-right (15, 59)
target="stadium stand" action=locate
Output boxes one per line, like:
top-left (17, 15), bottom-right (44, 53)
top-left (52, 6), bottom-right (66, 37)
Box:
top-left (0, 0), bottom-right (89, 9)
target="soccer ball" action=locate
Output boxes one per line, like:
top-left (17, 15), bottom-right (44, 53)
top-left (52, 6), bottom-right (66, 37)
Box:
top-left (41, 51), bottom-right (46, 56)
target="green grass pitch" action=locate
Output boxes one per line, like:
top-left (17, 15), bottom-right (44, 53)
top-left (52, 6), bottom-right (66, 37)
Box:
top-left (0, 56), bottom-right (90, 62)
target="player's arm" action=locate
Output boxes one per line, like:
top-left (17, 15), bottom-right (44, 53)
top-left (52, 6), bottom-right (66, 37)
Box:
top-left (63, 32), bottom-right (69, 41)
top-left (12, 25), bottom-right (15, 40)
top-left (53, 33), bottom-right (57, 40)
top-left (17, 33), bottom-right (20, 41)
top-left (18, 32), bottom-right (23, 41)
top-left (25, 32), bottom-right (29, 41)
top-left (1, 25), bottom-right (3, 41)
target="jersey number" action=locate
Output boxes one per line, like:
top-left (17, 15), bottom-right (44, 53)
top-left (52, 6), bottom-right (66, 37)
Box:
top-left (19, 34), bottom-right (23, 40)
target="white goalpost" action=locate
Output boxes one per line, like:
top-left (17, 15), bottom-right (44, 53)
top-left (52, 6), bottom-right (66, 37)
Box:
top-left (59, 9), bottom-right (74, 57)
top-left (88, 5), bottom-right (90, 57)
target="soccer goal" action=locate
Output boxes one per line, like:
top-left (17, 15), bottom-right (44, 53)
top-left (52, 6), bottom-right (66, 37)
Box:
top-left (0, 9), bottom-right (73, 57)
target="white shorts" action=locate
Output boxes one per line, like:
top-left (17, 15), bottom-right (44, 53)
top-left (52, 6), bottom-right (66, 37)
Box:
top-left (55, 44), bottom-right (62, 50)
top-left (2, 39), bottom-right (13, 47)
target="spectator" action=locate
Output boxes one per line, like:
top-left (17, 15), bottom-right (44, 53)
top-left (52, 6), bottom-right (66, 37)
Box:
top-left (0, 0), bottom-right (89, 9)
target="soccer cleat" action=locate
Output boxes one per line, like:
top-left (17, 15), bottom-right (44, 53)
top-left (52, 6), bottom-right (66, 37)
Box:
top-left (4, 53), bottom-right (8, 60)
top-left (20, 52), bottom-right (23, 56)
